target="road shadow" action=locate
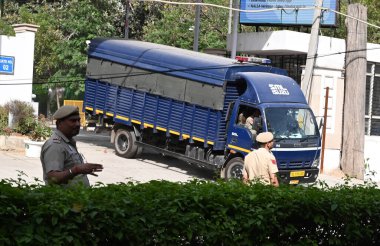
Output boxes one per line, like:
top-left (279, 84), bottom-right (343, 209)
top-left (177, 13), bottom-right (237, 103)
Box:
top-left (135, 152), bottom-right (218, 181)
top-left (76, 130), bottom-right (217, 181)
top-left (75, 129), bottom-right (113, 148)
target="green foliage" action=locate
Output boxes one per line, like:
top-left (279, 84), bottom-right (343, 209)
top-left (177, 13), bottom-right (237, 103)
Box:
top-left (142, 0), bottom-right (229, 50)
top-left (4, 100), bottom-right (35, 135)
top-left (0, 106), bottom-right (11, 135)
top-left (27, 115), bottom-right (52, 141)
top-left (0, 179), bottom-right (380, 245)
top-left (129, 1), bottom-right (164, 40)
top-left (0, 19), bottom-right (14, 35)
top-left (1, 0), bottom-right (379, 106)
top-left (2, 0), bottom-right (125, 101)
top-left (2, 101), bottom-right (52, 140)
top-left (51, 0), bottom-right (124, 98)
top-left (352, 0), bottom-right (380, 43)
top-left (323, 0), bottom-right (380, 43)
top-left (0, 106), bottom-right (8, 130)
top-left (1, 0), bottom-right (166, 104)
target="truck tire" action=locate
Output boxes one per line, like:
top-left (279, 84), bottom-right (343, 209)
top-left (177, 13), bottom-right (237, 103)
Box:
top-left (114, 129), bottom-right (138, 158)
top-left (224, 157), bottom-right (244, 180)
top-left (136, 146), bottom-right (143, 157)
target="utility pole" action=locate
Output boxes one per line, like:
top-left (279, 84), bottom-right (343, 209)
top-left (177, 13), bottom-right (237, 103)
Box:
top-left (320, 87), bottom-right (330, 174)
top-left (230, 0), bottom-right (239, 59)
top-left (301, 0), bottom-right (323, 102)
top-left (228, 0), bottom-right (233, 34)
top-left (193, 0), bottom-right (201, 52)
top-left (124, 0), bottom-right (130, 39)
top-left (340, 4), bottom-right (367, 179)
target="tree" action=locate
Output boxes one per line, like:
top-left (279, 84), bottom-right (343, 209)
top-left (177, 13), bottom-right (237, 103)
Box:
top-left (323, 0), bottom-right (380, 43)
top-left (128, 1), bottom-right (164, 40)
top-left (141, 0), bottom-right (229, 50)
top-left (49, 0), bottom-right (124, 99)
top-left (1, 0), bottom-right (379, 110)
top-left (1, 0), bottom-right (165, 106)
top-left (2, 0), bottom-right (125, 110)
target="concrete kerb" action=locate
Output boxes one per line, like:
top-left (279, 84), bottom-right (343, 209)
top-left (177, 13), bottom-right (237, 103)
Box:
top-left (0, 135), bottom-right (27, 151)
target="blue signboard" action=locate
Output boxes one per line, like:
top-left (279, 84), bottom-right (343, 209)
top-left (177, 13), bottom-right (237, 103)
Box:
top-left (0, 56), bottom-right (15, 75)
top-left (240, 0), bottom-right (338, 26)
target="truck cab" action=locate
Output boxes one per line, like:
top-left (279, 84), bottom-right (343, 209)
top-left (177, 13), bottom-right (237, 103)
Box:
top-left (224, 72), bottom-right (320, 184)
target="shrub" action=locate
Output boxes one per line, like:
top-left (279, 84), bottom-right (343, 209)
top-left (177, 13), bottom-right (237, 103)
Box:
top-left (0, 105), bottom-right (9, 135)
top-left (1, 127), bottom-right (13, 136)
top-left (4, 100), bottom-right (35, 135)
top-left (2, 101), bottom-right (51, 140)
top-left (0, 180), bottom-right (379, 245)
top-left (28, 114), bottom-right (52, 141)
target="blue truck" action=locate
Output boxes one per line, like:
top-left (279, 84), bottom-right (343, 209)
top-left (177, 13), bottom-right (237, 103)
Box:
top-left (84, 38), bottom-right (321, 184)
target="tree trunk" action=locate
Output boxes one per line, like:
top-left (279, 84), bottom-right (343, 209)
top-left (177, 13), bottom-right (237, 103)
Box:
top-left (55, 87), bottom-right (60, 109)
top-left (340, 4), bottom-right (367, 179)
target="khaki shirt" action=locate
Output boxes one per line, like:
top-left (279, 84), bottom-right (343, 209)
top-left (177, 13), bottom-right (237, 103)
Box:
top-left (245, 116), bottom-right (259, 138)
top-left (40, 130), bottom-right (90, 187)
top-left (244, 148), bottom-right (279, 184)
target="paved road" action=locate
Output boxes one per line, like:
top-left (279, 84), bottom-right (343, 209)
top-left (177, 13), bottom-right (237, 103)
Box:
top-left (0, 130), bottom-right (215, 186)
top-left (0, 130), bottom-right (369, 187)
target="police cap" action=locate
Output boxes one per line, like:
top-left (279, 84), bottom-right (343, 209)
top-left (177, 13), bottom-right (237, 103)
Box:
top-left (256, 132), bottom-right (274, 143)
top-left (53, 105), bottom-right (80, 120)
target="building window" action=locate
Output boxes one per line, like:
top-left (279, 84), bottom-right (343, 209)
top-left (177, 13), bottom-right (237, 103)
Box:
top-left (264, 55), bottom-right (307, 83)
top-left (365, 63), bottom-right (380, 136)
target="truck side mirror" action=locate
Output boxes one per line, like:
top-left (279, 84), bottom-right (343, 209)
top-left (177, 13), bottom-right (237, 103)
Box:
top-left (318, 118), bottom-right (323, 130)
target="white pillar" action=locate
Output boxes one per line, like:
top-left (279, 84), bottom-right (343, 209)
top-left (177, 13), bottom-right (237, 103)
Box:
top-left (0, 24), bottom-right (38, 105)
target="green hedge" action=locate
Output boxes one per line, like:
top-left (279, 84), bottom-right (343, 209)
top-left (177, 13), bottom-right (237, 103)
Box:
top-left (1, 179), bottom-right (379, 245)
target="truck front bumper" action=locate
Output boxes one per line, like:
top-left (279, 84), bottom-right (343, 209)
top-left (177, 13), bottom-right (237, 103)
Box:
top-left (278, 168), bottom-right (319, 185)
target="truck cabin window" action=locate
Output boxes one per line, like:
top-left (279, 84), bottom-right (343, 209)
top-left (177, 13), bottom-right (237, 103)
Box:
top-left (265, 108), bottom-right (319, 140)
top-left (236, 105), bottom-right (263, 137)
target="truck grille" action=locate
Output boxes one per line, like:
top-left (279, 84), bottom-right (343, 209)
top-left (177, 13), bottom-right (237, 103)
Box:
top-left (279, 161), bottom-right (311, 169)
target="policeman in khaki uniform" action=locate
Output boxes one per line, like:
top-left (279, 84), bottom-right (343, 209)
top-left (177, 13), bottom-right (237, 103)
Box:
top-left (243, 132), bottom-right (279, 187)
top-left (40, 105), bottom-right (103, 187)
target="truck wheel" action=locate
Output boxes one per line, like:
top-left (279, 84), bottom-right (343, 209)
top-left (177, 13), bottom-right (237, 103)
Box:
top-left (114, 129), bottom-right (138, 158)
top-left (224, 157), bottom-right (244, 180)
top-left (136, 146), bottom-right (143, 157)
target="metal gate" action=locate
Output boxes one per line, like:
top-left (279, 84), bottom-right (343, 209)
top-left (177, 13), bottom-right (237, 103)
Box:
top-left (63, 100), bottom-right (86, 127)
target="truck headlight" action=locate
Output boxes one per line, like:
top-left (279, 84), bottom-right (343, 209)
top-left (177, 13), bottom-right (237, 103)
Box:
top-left (311, 158), bottom-right (320, 168)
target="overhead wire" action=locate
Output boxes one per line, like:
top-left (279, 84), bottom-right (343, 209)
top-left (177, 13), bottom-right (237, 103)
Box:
top-left (329, 9), bottom-right (380, 29)
top-left (140, 0), bottom-right (316, 13)
top-left (306, 46), bottom-right (380, 60)
top-left (1, 44), bottom-right (379, 87)
top-left (140, 0), bottom-right (380, 30)
top-left (1, 0), bottom-right (379, 86)
top-left (0, 63), bottom-right (252, 85)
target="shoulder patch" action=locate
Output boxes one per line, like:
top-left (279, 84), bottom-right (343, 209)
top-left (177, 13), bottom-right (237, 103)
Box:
top-left (52, 137), bottom-right (61, 143)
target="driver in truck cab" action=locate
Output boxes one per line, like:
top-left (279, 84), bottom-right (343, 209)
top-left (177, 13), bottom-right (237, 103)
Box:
top-left (244, 110), bottom-right (262, 140)
top-left (243, 132), bottom-right (279, 187)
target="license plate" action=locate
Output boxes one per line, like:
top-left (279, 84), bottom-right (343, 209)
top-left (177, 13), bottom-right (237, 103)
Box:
top-left (289, 180), bottom-right (299, 185)
top-left (290, 170), bottom-right (305, 177)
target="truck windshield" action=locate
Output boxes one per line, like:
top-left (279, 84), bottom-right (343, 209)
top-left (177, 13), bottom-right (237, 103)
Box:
top-left (265, 108), bottom-right (319, 140)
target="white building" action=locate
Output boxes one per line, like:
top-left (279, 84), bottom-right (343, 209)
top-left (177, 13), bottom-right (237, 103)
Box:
top-left (0, 24), bottom-right (38, 110)
top-left (227, 30), bottom-right (380, 181)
